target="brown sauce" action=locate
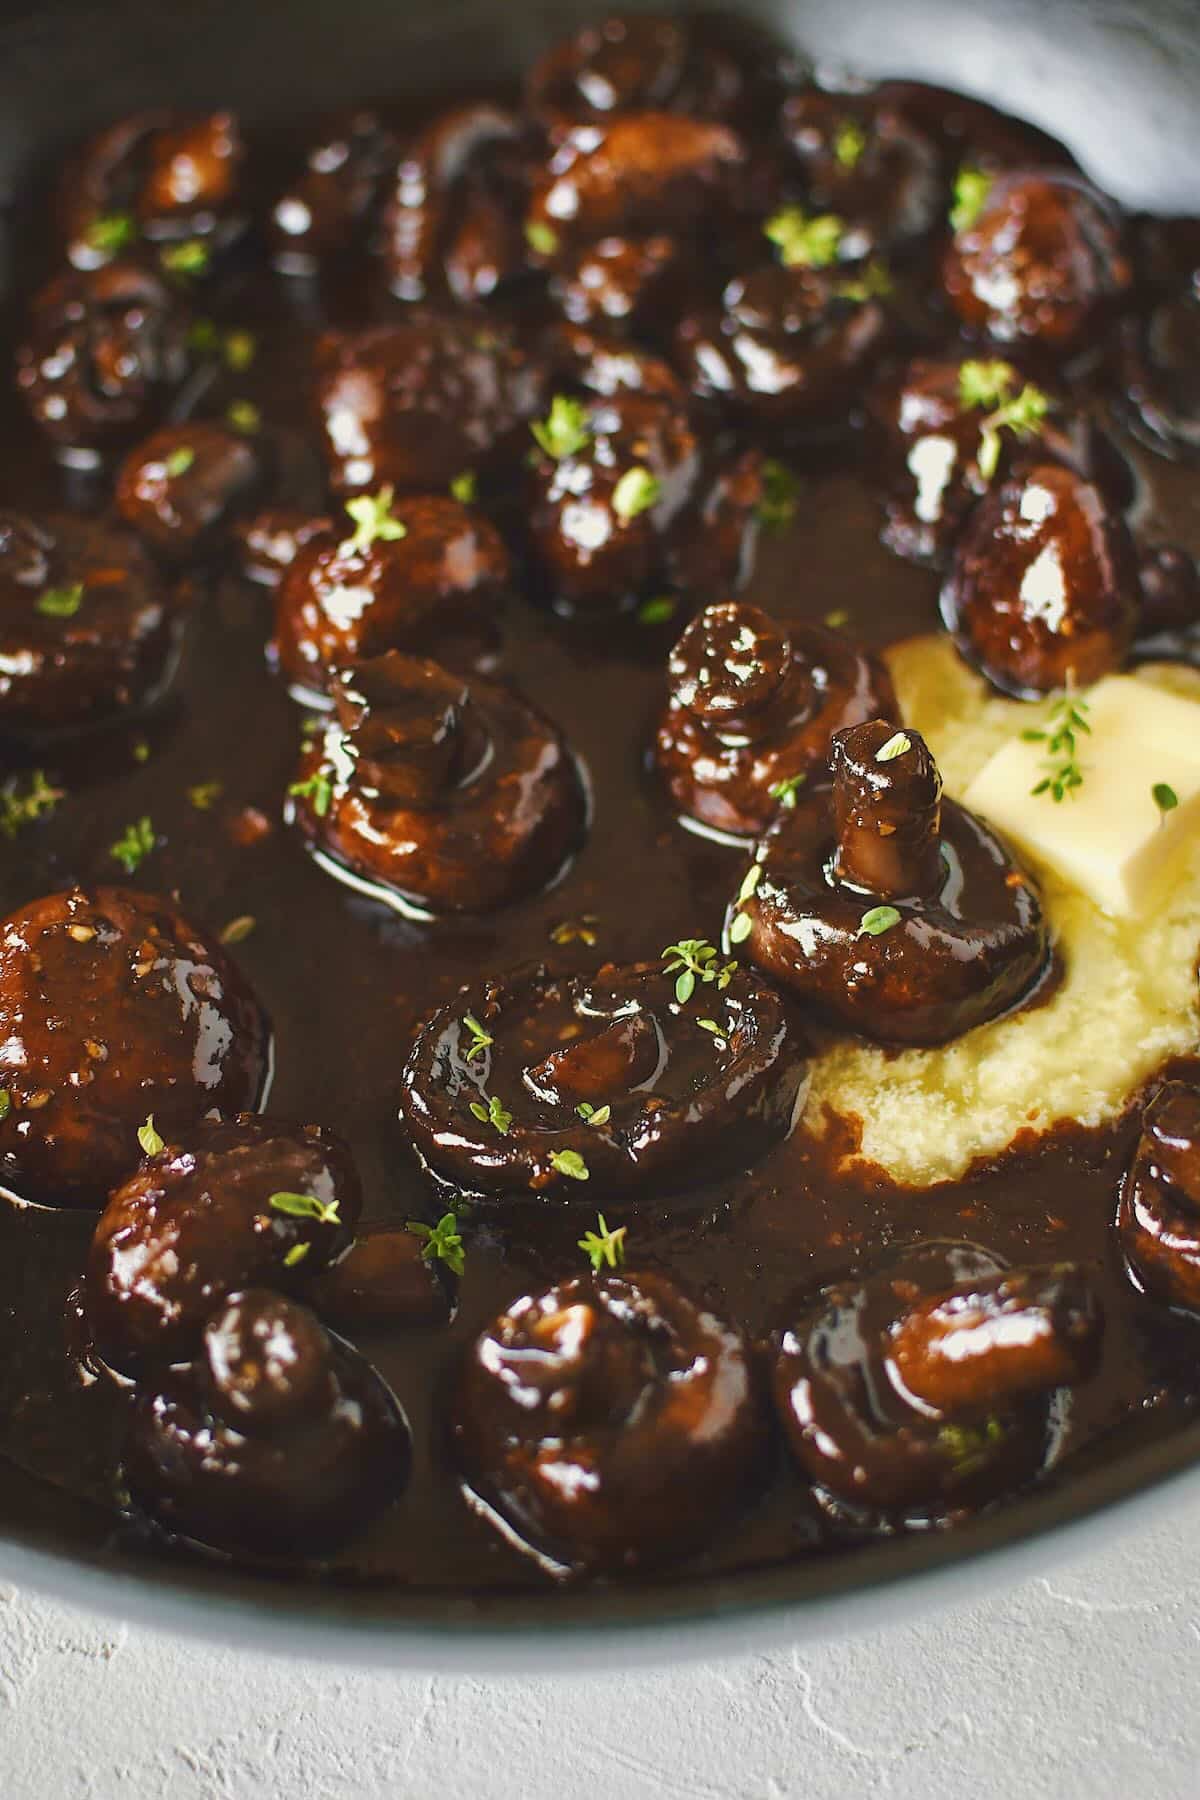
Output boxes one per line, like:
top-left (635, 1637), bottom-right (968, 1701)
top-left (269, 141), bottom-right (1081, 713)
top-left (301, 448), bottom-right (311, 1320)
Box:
top-left (3, 66), bottom-right (1200, 1617)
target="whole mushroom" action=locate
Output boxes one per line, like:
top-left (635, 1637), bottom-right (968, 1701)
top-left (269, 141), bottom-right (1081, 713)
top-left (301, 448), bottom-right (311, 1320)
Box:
top-left (1117, 1083), bottom-right (1200, 1313)
top-left (456, 1269), bottom-right (770, 1571)
top-left (655, 600), bottom-right (898, 838)
top-left (288, 650), bottom-right (586, 914)
top-left (939, 462), bottom-right (1141, 697)
top-left (269, 109), bottom-right (397, 275)
top-left (115, 421), bottom-right (265, 560)
top-left (775, 1240), bottom-right (1103, 1520)
top-left (86, 1114), bottom-right (361, 1374)
top-left (779, 90), bottom-right (945, 261)
top-left (733, 719), bottom-right (1051, 1046)
top-left (0, 887), bottom-right (271, 1208)
top-left (124, 1288), bottom-right (410, 1558)
top-left (399, 955), bottom-right (807, 1202)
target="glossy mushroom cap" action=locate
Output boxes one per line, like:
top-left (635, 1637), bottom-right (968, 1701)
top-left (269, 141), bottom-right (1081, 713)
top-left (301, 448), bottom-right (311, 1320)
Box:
top-left (290, 651), bottom-right (585, 914)
top-left (273, 493), bottom-right (509, 696)
top-left (115, 421), bottom-right (265, 560)
top-left (734, 721), bottom-right (1051, 1046)
top-left (775, 1241), bottom-right (1103, 1519)
top-left (455, 1269), bottom-right (770, 1571)
top-left (941, 170), bottom-right (1131, 353)
top-left (0, 887), bottom-right (271, 1207)
top-left (269, 109), bottom-right (396, 274)
top-left (1118, 1083), bottom-right (1200, 1312)
top-left (16, 261), bottom-right (188, 456)
top-left (940, 463), bottom-right (1140, 698)
top-left (58, 111), bottom-right (245, 270)
top-left (655, 600), bottom-right (898, 837)
top-left (779, 90), bottom-right (945, 259)
top-left (124, 1288), bottom-right (411, 1558)
top-left (399, 958), bottom-right (807, 1201)
top-left (0, 511), bottom-right (181, 736)
top-left (86, 1114), bottom-right (362, 1374)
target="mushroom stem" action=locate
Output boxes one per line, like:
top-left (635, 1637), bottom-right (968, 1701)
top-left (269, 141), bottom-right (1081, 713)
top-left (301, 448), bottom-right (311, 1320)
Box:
top-left (333, 653), bottom-right (479, 809)
top-left (832, 719), bottom-right (944, 899)
top-left (889, 1263), bottom-right (1102, 1416)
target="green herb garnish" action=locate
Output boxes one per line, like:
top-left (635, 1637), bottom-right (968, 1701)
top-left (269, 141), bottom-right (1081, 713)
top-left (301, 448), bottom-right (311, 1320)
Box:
top-left (137, 1115), bottom-right (165, 1156)
top-left (758, 458), bottom-right (799, 533)
top-left (957, 359), bottom-right (1020, 412)
top-left (860, 904), bottom-right (901, 936)
top-left (0, 1091), bottom-right (10, 1122)
top-left (576, 1102), bottom-right (611, 1127)
top-left (637, 595), bottom-right (677, 627)
top-left (0, 770), bottom-right (63, 838)
top-left (525, 219), bottom-right (559, 257)
top-left (407, 1211), bottom-right (465, 1276)
top-left (876, 731), bottom-right (912, 763)
top-left (165, 445), bottom-right (195, 478)
top-left (85, 211), bottom-right (137, 254)
top-left (110, 816), bottom-right (156, 874)
top-left (550, 1149), bottom-right (590, 1182)
top-left (768, 772), bottom-right (806, 809)
top-left (223, 329), bottom-right (256, 372)
top-left (187, 781), bottom-right (222, 810)
top-left (1153, 782), bottom-right (1180, 819)
top-left (975, 379), bottom-right (1052, 482)
top-left (469, 1094), bottom-right (512, 1135)
top-left (578, 1211), bottom-right (626, 1269)
top-left (450, 470), bottom-right (478, 505)
top-left (662, 938), bottom-right (737, 1005)
top-left (340, 485), bottom-right (407, 557)
top-left (226, 398), bottom-right (261, 435)
top-left (938, 1415), bottom-right (1006, 1474)
top-left (833, 260), bottom-right (894, 304)
top-left (834, 119), bottom-right (868, 170)
top-left (1024, 693), bottom-right (1091, 803)
top-left (729, 911), bottom-right (753, 945)
top-left (36, 584), bottom-right (83, 619)
top-left (288, 770), bottom-right (333, 818)
top-left (160, 238), bottom-right (210, 278)
top-left (950, 165), bottom-right (993, 234)
top-left (219, 915), bottom-right (256, 946)
top-left (283, 1242), bottom-right (310, 1268)
top-left (612, 465), bottom-right (662, 524)
top-left (696, 1018), bottom-right (725, 1041)
top-left (462, 1013), bottom-right (493, 1062)
top-left (531, 394), bottom-right (592, 461)
top-left (269, 1189), bottom-right (342, 1226)
top-left (764, 206), bottom-right (844, 268)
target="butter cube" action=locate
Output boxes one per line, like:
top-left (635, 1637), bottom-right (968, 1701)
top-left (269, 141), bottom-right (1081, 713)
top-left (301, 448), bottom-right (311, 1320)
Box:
top-left (963, 675), bottom-right (1200, 917)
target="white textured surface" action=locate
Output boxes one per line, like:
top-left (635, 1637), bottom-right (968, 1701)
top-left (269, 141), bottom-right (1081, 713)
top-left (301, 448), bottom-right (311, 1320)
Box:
top-left (2, 1510), bottom-right (1199, 1799)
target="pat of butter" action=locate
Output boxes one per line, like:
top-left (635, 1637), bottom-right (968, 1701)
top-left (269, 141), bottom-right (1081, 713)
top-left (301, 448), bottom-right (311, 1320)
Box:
top-left (963, 675), bottom-right (1200, 917)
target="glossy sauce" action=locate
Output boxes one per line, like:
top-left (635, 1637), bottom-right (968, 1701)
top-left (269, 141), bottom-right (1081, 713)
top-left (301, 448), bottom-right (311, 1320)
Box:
top-left (2, 83), bottom-right (1200, 1614)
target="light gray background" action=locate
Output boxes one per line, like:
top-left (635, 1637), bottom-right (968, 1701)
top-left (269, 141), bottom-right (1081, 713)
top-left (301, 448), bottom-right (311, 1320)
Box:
top-left (2, 1503), bottom-right (1197, 1799)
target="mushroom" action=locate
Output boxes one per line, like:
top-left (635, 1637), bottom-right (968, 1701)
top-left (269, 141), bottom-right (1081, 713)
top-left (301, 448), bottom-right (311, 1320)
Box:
top-left (269, 109), bottom-right (397, 275)
top-left (380, 103), bottom-right (531, 303)
top-left (16, 262), bottom-right (189, 459)
top-left (734, 719), bottom-right (1051, 1046)
top-left (941, 170), bottom-right (1131, 354)
top-left (288, 651), bottom-right (586, 914)
top-left (1117, 1083), bottom-right (1200, 1312)
top-left (0, 511), bottom-right (184, 736)
top-left (775, 1240), bottom-right (1102, 1520)
top-left (57, 111), bottom-right (245, 271)
top-left (550, 232), bottom-right (687, 331)
top-left (779, 90), bottom-right (945, 260)
top-left (655, 601), bottom-right (897, 838)
top-left (308, 1222), bottom-right (456, 1331)
top-left (86, 1114), bottom-right (361, 1375)
top-left (526, 111), bottom-right (745, 260)
top-left (1119, 279), bottom-right (1200, 463)
top-left (233, 508), bottom-right (332, 590)
top-left (313, 316), bottom-right (546, 498)
top-left (115, 421), bottom-right (266, 560)
top-left (273, 491), bottom-right (509, 698)
top-left (0, 887), bottom-right (271, 1208)
top-left (455, 1269), bottom-right (769, 1571)
top-left (123, 1288), bottom-right (410, 1558)
top-left (675, 258), bottom-right (892, 430)
top-left (939, 462), bottom-right (1141, 698)
top-left (399, 955), bottom-right (807, 1202)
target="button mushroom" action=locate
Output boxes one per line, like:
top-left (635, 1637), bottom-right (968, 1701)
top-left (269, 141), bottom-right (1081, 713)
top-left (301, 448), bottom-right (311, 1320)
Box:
top-left (940, 463), bottom-right (1140, 698)
top-left (655, 601), bottom-right (898, 838)
top-left (86, 1114), bottom-right (361, 1374)
top-left (775, 1240), bottom-right (1103, 1520)
top-left (115, 421), bottom-right (266, 561)
top-left (269, 109), bottom-right (397, 276)
top-left (455, 1269), bottom-right (769, 1571)
top-left (941, 169), bottom-right (1131, 354)
top-left (1118, 1083), bottom-right (1200, 1313)
top-left (0, 887), bottom-right (271, 1207)
top-left (273, 491), bottom-right (509, 699)
top-left (399, 955), bottom-right (807, 1202)
top-left (124, 1288), bottom-right (410, 1558)
top-left (0, 511), bottom-right (184, 736)
top-left (779, 90), bottom-right (945, 261)
top-left (288, 650), bottom-right (586, 914)
top-left (733, 719), bottom-right (1051, 1046)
